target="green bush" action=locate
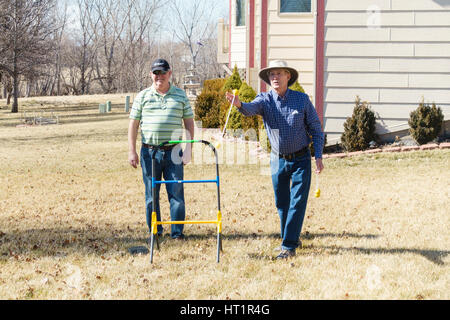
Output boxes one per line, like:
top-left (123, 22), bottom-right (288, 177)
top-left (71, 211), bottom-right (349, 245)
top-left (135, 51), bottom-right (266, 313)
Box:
top-left (203, 78), bottom-right (226, 92)
top-left (220, 70), bottom-right (259, 139)
top-left (341, 96), bottom-right (377, 152)
top-left (194, 78), bottom-right (226, 128)
top-left (225, 82), bottom-right (259, 139)
top-left (289, 81), bottom-right (305, 93)
top-left (222, 65), bottom-right (242, 93)
top-left (408, 100), bottom-right (444, 145)
top-left (218, 66), bottom-right (242, 130)
top-left (259, 119), bottom-right (271, 153)
top-left (239, 81), bottom-right (257, 102)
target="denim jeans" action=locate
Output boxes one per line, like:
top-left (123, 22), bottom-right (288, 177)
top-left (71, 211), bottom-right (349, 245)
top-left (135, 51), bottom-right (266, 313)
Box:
top-left (270, 150), bottom-right (312, 251)
top-left (140, 146), bottom-right (185, 238)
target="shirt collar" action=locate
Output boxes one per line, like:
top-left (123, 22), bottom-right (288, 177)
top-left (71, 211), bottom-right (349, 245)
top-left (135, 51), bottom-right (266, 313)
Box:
top-left (270, 88), bottom-right (291, 101)
top-left (151, 83), bottom-right (173, 96)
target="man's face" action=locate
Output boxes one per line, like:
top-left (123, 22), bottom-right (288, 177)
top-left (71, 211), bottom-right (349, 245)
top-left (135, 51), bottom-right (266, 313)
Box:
top-left (268, 68), bottom-right (291, 91)
top-left (151, 69), bottom-right (172, 89)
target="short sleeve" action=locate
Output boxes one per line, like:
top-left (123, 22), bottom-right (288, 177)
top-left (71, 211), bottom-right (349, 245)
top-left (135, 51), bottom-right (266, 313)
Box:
top-left (182, 94), bottom-right (194, 119)
top-left (129, 91), bottom-right (144, 120)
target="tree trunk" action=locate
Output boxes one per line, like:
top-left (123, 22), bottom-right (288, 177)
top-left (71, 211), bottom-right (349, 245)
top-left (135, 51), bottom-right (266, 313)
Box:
top-left (80, 57), bottom-right (86, 95)
top-left (11, 79), bottom-right (18, 113)
top-left (11, 51), bottom-right (18, 113)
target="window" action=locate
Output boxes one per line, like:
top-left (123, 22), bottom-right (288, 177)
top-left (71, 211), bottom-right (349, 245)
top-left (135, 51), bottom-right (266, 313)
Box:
top-left (236, 0), bottom-right (246, 26)
top-left (280, 0), bottom-right (311, 13)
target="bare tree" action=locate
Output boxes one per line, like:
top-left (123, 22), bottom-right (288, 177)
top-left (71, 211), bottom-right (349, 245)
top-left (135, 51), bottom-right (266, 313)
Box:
top-left (118, 0), bottom-right (166, 92)
top-left (0, 0), bottom-right (222, 101)
top-left (88, 0), bottom-right (130, 93)
top-left (0, 70), bottom-right (12, 104)
top-left (169, 0), bottom-right (217, 70)
top-left (57, 0), bottom-right (100, 95)
top-left (50, 1), bottom-right (68, 96)
top-left (195, 37), bottom-right (223, 82)
top-left (0, 0), bottom-right (57, 112)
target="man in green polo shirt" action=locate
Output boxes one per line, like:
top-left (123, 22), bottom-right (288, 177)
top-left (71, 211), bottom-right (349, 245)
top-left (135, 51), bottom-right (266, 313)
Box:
top-left (128, 58), bottom-right (195, 240)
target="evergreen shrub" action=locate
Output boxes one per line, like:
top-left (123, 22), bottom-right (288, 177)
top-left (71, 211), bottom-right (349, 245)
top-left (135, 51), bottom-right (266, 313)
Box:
top-left (341, 96), bottom-right (377, 151)
top-left (408, 100), bottom-right (444, 145)
top-left (194, 78), bottom-right (226, 128)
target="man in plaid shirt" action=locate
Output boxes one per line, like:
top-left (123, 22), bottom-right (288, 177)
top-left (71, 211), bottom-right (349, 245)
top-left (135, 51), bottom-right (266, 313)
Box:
top-left (226, 60), bottom-right (324, 260)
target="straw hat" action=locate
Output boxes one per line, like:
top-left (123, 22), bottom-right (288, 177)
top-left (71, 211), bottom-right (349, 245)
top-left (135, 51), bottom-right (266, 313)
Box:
top-left (259, 60), bottom-right (299, 87)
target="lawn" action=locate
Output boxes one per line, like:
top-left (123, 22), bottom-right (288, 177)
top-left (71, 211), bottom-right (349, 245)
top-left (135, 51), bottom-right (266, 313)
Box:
top-left (0, 95), bottom-right (448, 300)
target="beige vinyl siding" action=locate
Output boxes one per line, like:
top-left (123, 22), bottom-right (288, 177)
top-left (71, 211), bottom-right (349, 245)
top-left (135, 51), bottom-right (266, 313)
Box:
top-left (391, 0), bottom-right (450, 11)
top-left (249, 0), bottom-right (262, 91)
top-left (230, 28), bottom-right (247, 69)
top-left (415, 11), bottom-right (450, 25)
top-left (325, 12), bottom-right (415, 26)
top-left (230, 1), bottom-right (247, 69)
top-left (325, 0), bottom-right (391, 11)
top-left (323, 0), bottom-right (450, 145)
top-left (266, 0), bottom-right (316, 97)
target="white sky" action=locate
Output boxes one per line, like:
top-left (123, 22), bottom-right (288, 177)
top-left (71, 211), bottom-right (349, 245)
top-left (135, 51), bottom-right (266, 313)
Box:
top-left (62, 0), bottom-right (229, 37)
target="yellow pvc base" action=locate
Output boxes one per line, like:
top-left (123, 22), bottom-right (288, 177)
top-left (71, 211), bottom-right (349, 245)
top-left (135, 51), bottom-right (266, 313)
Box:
top-left (151, 211), bottom-right (222, 233)
top-left (150, 211), bottom-right (223, 263)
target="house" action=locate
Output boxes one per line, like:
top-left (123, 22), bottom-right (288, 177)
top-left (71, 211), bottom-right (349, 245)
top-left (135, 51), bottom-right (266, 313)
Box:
top-left (217, 0), bottom-right (450, 145)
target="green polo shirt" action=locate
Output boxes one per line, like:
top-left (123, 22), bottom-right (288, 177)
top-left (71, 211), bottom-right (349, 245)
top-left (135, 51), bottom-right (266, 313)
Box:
top-left (130, 84), bottom-right (194, 145)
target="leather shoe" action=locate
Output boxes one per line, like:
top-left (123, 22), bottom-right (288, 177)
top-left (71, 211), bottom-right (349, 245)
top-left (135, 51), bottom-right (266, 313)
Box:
top-left (276, 249), bottom-right (296, 260)
top-left (173, 234), bottom-right (186, 241)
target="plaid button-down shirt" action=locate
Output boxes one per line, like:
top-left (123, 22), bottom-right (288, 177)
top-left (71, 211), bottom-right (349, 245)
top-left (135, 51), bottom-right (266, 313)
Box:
top-left (239, 89), bottom-right (324, 158)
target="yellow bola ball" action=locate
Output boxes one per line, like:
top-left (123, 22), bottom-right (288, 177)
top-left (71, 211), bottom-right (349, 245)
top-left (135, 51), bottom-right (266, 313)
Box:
top-left (314, 189), bottom-right (321, 198)
top-left (232, 89), bottom-right (239, 96)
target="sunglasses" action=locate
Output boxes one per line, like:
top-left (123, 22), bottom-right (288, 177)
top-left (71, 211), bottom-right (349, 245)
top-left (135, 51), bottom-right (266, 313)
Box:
top-left (153, 70), bottom-right (168, 75)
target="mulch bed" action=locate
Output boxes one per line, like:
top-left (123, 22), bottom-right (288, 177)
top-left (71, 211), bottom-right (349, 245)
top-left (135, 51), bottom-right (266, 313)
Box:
top-left (323, 141), bottom-right (450, 159)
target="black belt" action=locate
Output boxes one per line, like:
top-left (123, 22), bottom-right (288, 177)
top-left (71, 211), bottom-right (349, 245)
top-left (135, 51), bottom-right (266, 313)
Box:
top-left (142, 143), bottom-right (175, 151)
top-left (274, 147), bottom-right (308, 161)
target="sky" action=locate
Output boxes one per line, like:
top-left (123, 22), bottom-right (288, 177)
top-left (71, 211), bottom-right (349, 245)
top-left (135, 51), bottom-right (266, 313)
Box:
top-left (62, 0), bottom-right (229, 35)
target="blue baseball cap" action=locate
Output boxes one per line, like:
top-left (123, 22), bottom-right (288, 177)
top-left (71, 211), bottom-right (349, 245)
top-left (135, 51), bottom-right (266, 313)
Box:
top-left (151, 59), bottom-right (171, 72)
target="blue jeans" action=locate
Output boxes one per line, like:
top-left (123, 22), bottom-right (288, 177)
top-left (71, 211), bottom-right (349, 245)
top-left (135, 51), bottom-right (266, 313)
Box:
top-left (270, 150), bottom-right (312, 251)
top-left (140, 146), bottom-right (185, 238)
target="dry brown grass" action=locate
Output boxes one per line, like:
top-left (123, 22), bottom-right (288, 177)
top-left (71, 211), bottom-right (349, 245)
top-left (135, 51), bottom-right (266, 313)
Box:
top-left (0, 94), bottom-right (449, 300)
top-left (0, 93), bottom-right (134, 127)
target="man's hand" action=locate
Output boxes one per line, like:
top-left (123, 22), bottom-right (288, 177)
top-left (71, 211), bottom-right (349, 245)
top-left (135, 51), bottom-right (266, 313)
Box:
top-left (128, 119), bottom-right (140, 169)
top-left (129, 151), bottom-right (139, 168)
top-left (225, 91), bottom-right (242, 108)
top-left (182, 145), bottom-right (192, 165)
top-left (182, 118), bottom-right (195, 165)
top-left (315, 158), bottom-right (324, 174)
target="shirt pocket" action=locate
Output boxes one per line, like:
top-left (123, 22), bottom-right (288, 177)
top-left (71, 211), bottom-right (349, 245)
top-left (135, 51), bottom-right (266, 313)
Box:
top-left (287, 109), bottom-right (304, 128)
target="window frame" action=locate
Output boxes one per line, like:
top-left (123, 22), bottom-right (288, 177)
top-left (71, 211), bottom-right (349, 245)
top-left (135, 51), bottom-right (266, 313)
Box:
top-left (278, 0), bottom-right (314, 16)
top-left (236, 0), bottom-right (246, 27)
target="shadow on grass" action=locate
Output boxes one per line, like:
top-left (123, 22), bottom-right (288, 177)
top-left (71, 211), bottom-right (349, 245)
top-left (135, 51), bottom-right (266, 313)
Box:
top-left (227, 232), bottom-right (448, 265)
top-left (311, 245), bottom-right (449, 266)
top-left (0, 229), bottom-right (447, 265)
top-left (0, 227), bottom-right (148, 260)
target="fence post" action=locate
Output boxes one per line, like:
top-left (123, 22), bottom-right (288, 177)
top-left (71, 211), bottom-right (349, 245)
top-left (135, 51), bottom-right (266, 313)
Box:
top-left (106, 101), bottom-right (112, 112)
top-left (125, 96), bottom-right (130, 112)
